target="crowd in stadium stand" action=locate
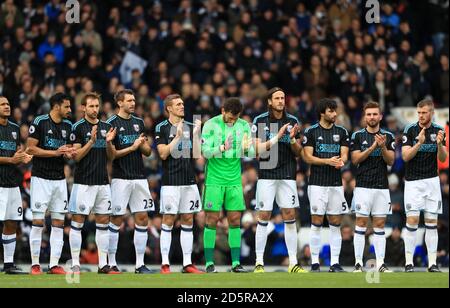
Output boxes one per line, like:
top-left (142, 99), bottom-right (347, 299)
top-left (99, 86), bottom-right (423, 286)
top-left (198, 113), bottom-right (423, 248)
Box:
top-left (0, 0), bottom-right (449, 268)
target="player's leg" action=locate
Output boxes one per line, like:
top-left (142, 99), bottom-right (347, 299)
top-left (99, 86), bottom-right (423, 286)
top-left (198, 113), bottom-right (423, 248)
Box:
top-left (47, 179), bottom-right (68, 274)
top-left (353, 187), bottom-right (370, 271)
top-left (179, 185), bottom-right (203, 273)
top-left (130, 179), bottom-right (154, 274)
top-left (1, 187), bottom-right (26, 274)
top-left (354, 216), bottom-right (368, 272)
top-left (327, 214), bottom-right (343, 272)
top-left (255, 179), bottom-right (276, 270)
top-left (161, 214), bottom-right (176, 271)
top-left (424, 177), bottom-right (443, 272)
top-left (108, 179), bottom-right (132, 271)
top-left (203, 185), bottom-right (225, 272)
top-left (308, 185), bottom-right (327, 271)
top-left (180, 213), bottom-right (203, 274)
top-left (403, 179), bottom-right (424, 272)
top-left (29, 177), bottom-right (52, 274)
top-left (225, 185), bottom-right (247, 272)
top-left (226, 210), bottom-right (247, 273)
top-left (424, 212), bottom-right (439, 272)
top-left (327, 186), bottom-right (346, 272)
top-left (277, 180), bottom-right (303, 272)
top-left (69, 214), bottom-right (86, 272)
top-left (95, 214), bottom-right (111, 273)
top-left (372, 189), bottom-right (392, 272)
top-left (92, 185), bottom-right (113, 273)
top-left (68, 184), bottom-right (94, 272)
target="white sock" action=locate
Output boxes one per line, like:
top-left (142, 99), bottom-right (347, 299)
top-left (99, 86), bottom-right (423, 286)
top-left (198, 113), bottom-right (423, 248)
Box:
top-left (310, 224), bottom-right (322, 265)
top-left (329, 224), bottom-right (342, 266)
top-left (69, 222), bottom-right (83, 267)
top-left (108, 223), bottom-right (120, 267)
top-left (284, 220), bottom-right (298, 266)
top-left (2, 234), bottom-right (16, 264)
top-left (255, 220), bottom-right (269, 265)
top-left (181, 225), bottom-right (194, 267)
top-left (49, 226), bottom-right (64, 268)
top-left (161, 224), bottom-right (173, 266)
top-left (425, 223), bottom-right (438, 267)
top-left (30, 224), bottom-right (43, 266)
top-left (96, 224), bottom-right (109, 269)
top-left (134, 225), bottom-right (148, 269)
top-left (354, 226), bottom-right (367, 266)
top-left (404, 223), bottom-right (418, 266)
top-left (373, 228), bottom-right (386, 268)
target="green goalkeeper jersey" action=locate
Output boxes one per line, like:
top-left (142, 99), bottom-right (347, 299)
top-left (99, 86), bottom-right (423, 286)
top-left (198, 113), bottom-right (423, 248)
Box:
top-left (201, 115), bottom-right (253, 186)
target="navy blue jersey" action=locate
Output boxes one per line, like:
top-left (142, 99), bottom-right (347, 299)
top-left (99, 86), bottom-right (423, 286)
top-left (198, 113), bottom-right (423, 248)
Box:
top-left (302, 123), bottom-right (350, 187)
top-left (28, 114), bottom-right (72, 180)
top-left (0, 121), bottom-right (22, 187)
top-left (106, 114), bottom-right (146, 180)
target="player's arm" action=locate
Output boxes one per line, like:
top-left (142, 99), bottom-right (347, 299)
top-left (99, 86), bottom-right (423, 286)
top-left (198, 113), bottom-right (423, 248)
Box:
top-left (402, 127), bottom-right (424, 162)
top-left (0, 150), bottom-right (27, 165)
top-left (139, 135), bottom-right (152, 157)
top-left (72, 125), bottom-right (96, 162)
top-left (157, 122), bottom-right (182, 161)
top-left (253, 123), bottom-right (290, 155)
top-left (379, 134), bottom-right (395, 166)
top-left (351, 132), bottom-right (378, 165)
top-left (437, 130), bottom-right (447, 163)
top-left (26, 137), bottom-right (70, 158)
top-left (289, 123), bottom-right (302, 157)
top-left (192, 120), bottom-right (202, 159)
top-left (339, 128), bottom-right (350, 164)
top-left (301, 146), bottom-right (341, 167)
top-left (201, 121), bottom-right (223, 158)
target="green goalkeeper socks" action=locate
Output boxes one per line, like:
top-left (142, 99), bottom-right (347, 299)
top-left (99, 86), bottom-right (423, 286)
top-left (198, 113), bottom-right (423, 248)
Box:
top-left (204, 225), bottom-right (216, 267)
top-left (229, 226), bottom-right (241, 268)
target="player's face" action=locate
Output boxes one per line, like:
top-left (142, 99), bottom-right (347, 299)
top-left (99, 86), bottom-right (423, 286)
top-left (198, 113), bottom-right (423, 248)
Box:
top-left (120, 94), bottom-right (136, 114)
top-left (269, 91), bottom-right (285, 112)
top-left (168, 98), bottom-right (185, 118)
top-left (364, 108), bottom-right (382, 128)
top-left (417, 106), bottom-right (433, 126)
top-left (322, 108), bottom-right (337, 124)
top-left (57, 99), bottom-right (72, 119)
top-left (0, 98), bottom-right (11, 118)
top-left (84, 98), bottom-right (100, 120)
top-left (222, 111), bottom-right (240, 126)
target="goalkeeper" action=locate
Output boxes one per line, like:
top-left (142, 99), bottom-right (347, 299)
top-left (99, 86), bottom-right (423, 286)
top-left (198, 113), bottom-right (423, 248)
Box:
top-left (201, 97), bottom-right (254, 273)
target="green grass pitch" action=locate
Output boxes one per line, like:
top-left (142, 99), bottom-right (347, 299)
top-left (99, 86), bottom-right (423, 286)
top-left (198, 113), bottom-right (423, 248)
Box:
top-left (0, 272), bottom-right (448, 288)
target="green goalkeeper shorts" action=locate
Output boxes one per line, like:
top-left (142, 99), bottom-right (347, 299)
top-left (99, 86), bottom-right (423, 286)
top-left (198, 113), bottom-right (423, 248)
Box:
top-left (202, 185), bottom-right (246, 212)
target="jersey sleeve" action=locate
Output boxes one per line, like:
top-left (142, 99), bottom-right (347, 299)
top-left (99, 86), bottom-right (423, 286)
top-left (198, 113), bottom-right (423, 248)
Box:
top-left (28, 120), bottom-right (42, 142)
top-left (341, 127), bottom-right (350, 147)
top-left (302, 127), bottom-right (315, 147)
top-left (251, 117), bottom-right (261, 140)
top-left (155, 124), bottom-right (168, 146)
top-left (292, 117), bottom-right (301, 139)
top-left (402, 126), bottom-right (414, 147)
top-left (350, 131), bottom-right (361, 152)
top-left (243, 121), bottom-right (256, 157)
top-left (71, 124), bottom-right (84, 145)
top-left (201, 119), bottom-right (221, 158)
top-left (386, 132), bottom-right (396, 151)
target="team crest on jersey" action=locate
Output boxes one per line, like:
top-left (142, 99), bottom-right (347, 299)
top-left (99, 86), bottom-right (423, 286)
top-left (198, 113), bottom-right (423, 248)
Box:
top-left (12, 132), bottom-right (17, 140)
top-left (62, 130), bottom-right (67, 138)
top-left (183, 131), bottom-right (190, 139)
top-left (101, 130), bottom-right (107, 137)
top-left (333, 135), bottom-right (340, 142)
top-left (430, 134), bottom-right (437, 142)
top-left (133, 124), bottom-right (140, 132)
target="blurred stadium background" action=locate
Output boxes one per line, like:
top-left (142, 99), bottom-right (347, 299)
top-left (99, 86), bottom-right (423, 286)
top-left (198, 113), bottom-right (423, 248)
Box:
top-left (0, 0), bottom-right (448, 269)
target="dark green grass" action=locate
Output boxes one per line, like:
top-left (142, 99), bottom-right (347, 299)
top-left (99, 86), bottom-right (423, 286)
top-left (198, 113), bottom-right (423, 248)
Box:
top-left (0, 272), bottom-right (447, 288)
